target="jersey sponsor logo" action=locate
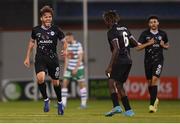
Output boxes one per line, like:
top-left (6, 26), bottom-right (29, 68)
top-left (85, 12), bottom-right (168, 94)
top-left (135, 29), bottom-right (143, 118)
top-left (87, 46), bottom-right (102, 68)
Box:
top-left (146, 36), bottom-right (151, 40)
top-left (39, 40), bottom-right (53, 43)
top-left (153, 44), bottom-right (160, 47)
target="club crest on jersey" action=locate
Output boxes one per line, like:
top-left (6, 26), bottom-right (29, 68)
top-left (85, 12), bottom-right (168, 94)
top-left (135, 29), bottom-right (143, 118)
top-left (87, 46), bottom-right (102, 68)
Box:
top-left (158, 36), bottom-right (162, 40)
top-left (50, 31), bottom-right (55, 36)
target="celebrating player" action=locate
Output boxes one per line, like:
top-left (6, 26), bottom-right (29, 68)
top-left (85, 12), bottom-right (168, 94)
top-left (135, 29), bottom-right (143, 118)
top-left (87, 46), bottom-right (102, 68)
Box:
top-left (61, 32), bottom-right (87, 108)
top-left (24, 5), bottom-right (64, 115)
top-left (137, 15), bottom-right (169, 113)
top-left (103, 10), bottom-right (140, 117)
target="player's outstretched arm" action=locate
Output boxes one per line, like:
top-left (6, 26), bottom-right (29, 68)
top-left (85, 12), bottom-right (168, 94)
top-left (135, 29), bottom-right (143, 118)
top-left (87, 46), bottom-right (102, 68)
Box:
top-left (136, 38), bottom-right (155, 51)
top-left (129, 35), bottom-right (141, 48)
top-left (24, 39), bottom-right (35, 68)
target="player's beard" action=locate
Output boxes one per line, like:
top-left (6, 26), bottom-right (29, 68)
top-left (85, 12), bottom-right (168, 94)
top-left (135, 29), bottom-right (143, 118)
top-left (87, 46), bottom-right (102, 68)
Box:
top-left (43, 21), bottom-right (52, 28)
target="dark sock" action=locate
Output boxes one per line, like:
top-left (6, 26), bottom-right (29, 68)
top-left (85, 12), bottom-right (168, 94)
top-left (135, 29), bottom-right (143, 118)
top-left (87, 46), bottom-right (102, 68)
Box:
top-left (121, 96), bottom-right (131, 111)
top-left (148, 86), bottom-right (152, 105)
top-left (54, 85), bottom-right (62, 102)
top-left (111, 93), bottom-right (120, 107)
top-left (150, 86), bottom-right (158, 105)
top-left (148, 86), bottom-right (152, 95)
top-left (38, 83), bottom-right (48, 100)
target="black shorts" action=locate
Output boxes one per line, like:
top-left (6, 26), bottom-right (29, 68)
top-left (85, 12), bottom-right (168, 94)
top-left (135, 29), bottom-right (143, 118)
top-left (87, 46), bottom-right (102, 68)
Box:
top-left (144, 60), bottom-right (163, 80)
top-left (110, 63), bottom-right (132, 83)
top-left (35, 54), bottom-right (60, 80)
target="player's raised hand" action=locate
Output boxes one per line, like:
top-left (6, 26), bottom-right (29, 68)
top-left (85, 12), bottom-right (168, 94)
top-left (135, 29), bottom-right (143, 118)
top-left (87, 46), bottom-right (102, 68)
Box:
top-left (24, 58), bottom-right (30, 68)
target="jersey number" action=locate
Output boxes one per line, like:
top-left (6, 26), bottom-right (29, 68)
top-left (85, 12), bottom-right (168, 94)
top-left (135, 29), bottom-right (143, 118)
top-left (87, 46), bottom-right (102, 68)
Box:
top-left (122, 31), bottom-right (129, 47)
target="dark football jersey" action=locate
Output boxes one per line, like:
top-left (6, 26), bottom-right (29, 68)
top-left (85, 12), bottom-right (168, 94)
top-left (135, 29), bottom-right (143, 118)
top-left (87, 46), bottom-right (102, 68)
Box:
top-left (31, 25), bottom-right (65, 56)
top-left (107, 23), bottom-right (137, 64)
top-left (138, 29), bottom-right (168, 62)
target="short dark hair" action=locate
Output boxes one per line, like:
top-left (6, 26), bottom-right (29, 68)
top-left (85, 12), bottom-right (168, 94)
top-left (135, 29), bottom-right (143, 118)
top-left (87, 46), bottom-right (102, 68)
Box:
top-left (40, 5), bottom-right (53, 17)
top-left (65, 32), bottom-right (74, 36)
top-left (102, 10), bottom-right (120, 24)
top-left (147, 15), bottom-right (159, 22)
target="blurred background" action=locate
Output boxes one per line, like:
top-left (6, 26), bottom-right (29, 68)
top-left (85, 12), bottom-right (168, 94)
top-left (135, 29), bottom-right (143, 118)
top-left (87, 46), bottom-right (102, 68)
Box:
top-left (0, 0), bottom-right (180, 101)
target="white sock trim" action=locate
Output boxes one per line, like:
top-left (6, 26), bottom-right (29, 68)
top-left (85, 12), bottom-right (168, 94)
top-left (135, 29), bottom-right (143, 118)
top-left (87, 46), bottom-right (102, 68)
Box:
top-left (62, 88), bottom-right (68, 92)
top-left (44, 98), bottom-right (49, 101)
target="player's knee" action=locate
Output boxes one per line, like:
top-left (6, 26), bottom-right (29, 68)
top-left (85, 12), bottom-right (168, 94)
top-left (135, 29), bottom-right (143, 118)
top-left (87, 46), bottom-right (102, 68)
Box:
top-left (78, 81), bottom-right (86, 89)
top-left (62, 79), bottom-right (69, 88)
top-left (37, 76), bottom-right (45, 84)
top-left (52, 80), bottom-right (60, 86)
top-left (108, 81), bottom-right (116, 93)
top-left (152, 76), bottom-right (159, 85)
top-left (147, 80), bottom-right (152, 86)
top-left (36, 72), bottom-right (45, 84)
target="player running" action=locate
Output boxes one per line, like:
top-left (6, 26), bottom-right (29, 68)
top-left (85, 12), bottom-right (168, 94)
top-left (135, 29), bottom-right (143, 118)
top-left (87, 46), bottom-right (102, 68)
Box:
top-left (137, 15), bottom-right (169, 113)
top-left (24, 5), bottom-right (64, 115)
top-left (103, 10), bottom-right (140, 117)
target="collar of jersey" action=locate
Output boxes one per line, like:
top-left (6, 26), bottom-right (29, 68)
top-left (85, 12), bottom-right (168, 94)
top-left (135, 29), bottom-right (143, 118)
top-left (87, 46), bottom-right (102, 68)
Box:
top-left (150, 29), bottom-right (159, 35)
top-left (41, 25), bottom-right (51, 30)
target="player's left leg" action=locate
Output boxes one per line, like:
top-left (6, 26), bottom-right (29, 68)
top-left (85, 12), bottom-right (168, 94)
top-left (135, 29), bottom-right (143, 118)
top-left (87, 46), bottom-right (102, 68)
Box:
top-left (115, 64), bottom-right (134, 117)
top-left (51, 79), bottom-right (64, 115)
top-left (149, 76), bottom-right (159, 113)
top-left (76, 68), bottom-right (87, 108)
top-left (78, 80), bottom-right (87, 108)
top-left (48, 58), bottom-right (64, 115)
top-left (149, 62), bottom-right (163, 113)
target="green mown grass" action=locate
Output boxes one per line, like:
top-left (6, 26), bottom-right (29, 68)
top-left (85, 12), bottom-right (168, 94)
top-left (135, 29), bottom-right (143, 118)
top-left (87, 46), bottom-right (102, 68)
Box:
top-left (0, 99), bottom-right (180, 123)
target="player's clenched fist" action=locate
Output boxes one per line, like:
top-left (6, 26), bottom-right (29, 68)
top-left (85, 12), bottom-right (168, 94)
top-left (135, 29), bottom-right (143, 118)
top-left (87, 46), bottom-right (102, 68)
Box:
top-left (24, 58), bottom-right (30, 68)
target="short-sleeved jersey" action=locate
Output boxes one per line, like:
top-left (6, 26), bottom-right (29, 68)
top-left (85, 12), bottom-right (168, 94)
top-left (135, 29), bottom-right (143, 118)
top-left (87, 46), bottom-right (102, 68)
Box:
top-left (66, 41), bottom-right (84, 70)
top-left (107, 23), bottom-right (138, 64)
top-left (31, 25), bottom-right (65, 56)
top-left (138, 29), bottom-right (168, 62)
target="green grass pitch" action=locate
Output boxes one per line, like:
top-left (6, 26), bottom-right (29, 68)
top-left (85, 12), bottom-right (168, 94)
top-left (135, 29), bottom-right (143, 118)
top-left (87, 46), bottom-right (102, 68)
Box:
top-left (0, 99), bottom-right (180, 123)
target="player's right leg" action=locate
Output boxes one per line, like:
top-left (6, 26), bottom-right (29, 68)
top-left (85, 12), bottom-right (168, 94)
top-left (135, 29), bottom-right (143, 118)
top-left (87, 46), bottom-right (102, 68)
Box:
top-left (78, 80), bottom-right (87, 109)
top-left (35, 55), bottom-right (50, 112)
top-left (115, 64), bottom-right (134, 117)
top-left (105, 79), bottom-right (122, 117)
top-left (115, 82), bottom-right (134, 117)
top-left (36, 71), bottom-right (50, 112)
